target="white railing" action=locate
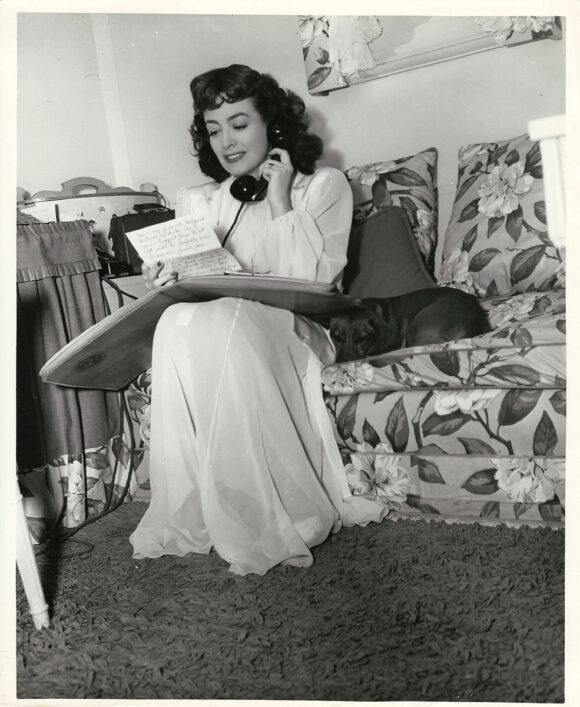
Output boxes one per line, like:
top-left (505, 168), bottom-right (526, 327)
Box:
top-left (528, 114), bottom-right (566, 253)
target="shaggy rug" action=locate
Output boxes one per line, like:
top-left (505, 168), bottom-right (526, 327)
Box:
top-left (16, 502), bottom-right (564, 702)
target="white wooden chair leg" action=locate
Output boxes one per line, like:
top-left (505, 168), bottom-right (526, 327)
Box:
top-left (15, 477), bottom-right (50, 630)
top-left (528, 115), bottom-right (566, 252)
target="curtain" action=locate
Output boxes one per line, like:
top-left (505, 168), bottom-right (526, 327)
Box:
top-left (17, 220), bottom-right (139, 543)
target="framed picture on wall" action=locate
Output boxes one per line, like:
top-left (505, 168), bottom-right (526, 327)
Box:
top-left (299, 16), bottom-right (563, 95)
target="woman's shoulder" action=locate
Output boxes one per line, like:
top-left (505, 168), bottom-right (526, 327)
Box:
top-left (311, 165), bottom-right (348, 184)
top-left (295, 166), bottom-right (349, 194)
top-left (175, 180), bottom-right (226, 216)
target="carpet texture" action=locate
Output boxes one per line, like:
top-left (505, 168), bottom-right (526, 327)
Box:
top-left (17, 502), bottom-right (564, 702)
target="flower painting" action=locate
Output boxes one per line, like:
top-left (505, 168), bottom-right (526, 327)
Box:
top-left (298, 16), bottom-right (562, 95)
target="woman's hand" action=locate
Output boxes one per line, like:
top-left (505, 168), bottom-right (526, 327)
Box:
top-left (142, 261), bottom-right (178, 290)
top-left (261, 148), bottom-right (294, 219)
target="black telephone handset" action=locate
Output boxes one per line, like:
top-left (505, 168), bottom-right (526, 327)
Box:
top-left (229, 121), bottom-right (291, 203)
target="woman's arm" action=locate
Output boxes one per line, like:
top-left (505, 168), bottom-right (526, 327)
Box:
top-left (254, 167), bottom-right (353, 285)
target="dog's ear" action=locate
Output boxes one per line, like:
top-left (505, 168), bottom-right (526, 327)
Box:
top-left (361, 298), bottom-right (384, 320)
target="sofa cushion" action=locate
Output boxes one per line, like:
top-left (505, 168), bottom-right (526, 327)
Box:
top-left (345, 147), bottom-right (439, 275)
top-left (321, 289), bottom-right (565, 395)
top-left (342, 206), bottom-right (435, 299)
top-left (439, 133), bottom-right (565, 297)
top-left (339, 440), bottom-right (564, 524)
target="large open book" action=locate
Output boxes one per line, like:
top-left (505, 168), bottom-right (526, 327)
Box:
top-left (40, 275), bottom-right (360, 391)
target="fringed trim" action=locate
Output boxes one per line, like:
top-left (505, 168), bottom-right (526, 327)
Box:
top-left (386, 510), bottom-right (564, 530)
top-left (17, 219), bottom-right (101, 282)
top-left (17, 257), bottom-right (102, 283)
top-left (17, 219), bottom-right (91, 237)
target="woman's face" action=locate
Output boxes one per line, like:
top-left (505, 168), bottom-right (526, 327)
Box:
top-left (204, 97), bottom-right (269, 179)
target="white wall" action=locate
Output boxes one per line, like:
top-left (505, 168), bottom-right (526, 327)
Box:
top-left (107, 14), bottom-right (321, 199)
top-left (322, 35), bottom-right (566, 240)
top-left (18, 14), bottom-right (566, 269)
top-left (17, 14), bottom-right (114, 194)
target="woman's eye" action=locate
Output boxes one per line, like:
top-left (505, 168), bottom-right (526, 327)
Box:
top-left (233, 123), bottom-right (247, 131)
top-left (208, 130), bottom-right (219, 138)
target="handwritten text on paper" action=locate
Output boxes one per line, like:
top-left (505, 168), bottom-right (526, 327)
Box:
top-left (126, 213), bottom-right (242, 277)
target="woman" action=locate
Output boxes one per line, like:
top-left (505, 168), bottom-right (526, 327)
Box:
top-left (129, 64), bottom-right (387, 575)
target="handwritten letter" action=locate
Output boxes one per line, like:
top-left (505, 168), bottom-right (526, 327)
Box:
top-left (126, 213), bottom-right (242, 277)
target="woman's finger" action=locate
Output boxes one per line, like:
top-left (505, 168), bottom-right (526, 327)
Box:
top-left (154, 271), bottom-right (178, 287)
top-left (142, 261), bottom-right (177, 290)
top-left (260, 157), bottom-right (292, 181)
top-left (267, 147), bottom-right (291, 165)
top-left (143, 261), bottom-right (163, 279)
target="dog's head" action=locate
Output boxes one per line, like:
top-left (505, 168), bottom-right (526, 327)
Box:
top-left (329, 300), bottom-right (402, 362)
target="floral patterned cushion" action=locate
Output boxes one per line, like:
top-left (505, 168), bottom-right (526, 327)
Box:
top-left (321, 289), bottom-right (565, 395)
top-left (439, 133), bottom-right (565, 297)
top-left (345, 147), bottom-right (439, 275)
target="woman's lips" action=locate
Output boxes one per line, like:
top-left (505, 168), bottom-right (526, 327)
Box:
top-left (224, 152), bottom-right (245, 163)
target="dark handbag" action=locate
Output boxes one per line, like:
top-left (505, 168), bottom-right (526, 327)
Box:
top-left (108, 204), bottom-right (175, 275)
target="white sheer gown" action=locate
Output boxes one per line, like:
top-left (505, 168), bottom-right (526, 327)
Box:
top-left (129, 167), bottom-right (388, 575)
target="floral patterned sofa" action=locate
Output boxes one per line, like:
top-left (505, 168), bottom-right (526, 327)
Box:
top-left (127, 131), bottom-right (566, 529)
top-left (322, 289), bottom-right (565, 526)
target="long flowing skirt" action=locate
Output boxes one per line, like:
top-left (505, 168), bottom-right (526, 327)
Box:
top-left (129, 297), bottom-right (387, 575)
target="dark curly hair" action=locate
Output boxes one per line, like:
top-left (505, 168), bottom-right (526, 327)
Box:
top-left (189, 64), bottom-right (323, 182)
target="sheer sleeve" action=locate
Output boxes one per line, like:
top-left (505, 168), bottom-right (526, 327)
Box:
top-left (252, 167), bottom-right (353, 285)
top-left (175, 183), bottom-right (219, 220)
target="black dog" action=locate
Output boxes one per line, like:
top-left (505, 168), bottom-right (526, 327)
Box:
top-left (328, 287), bottom-right (491, 362)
